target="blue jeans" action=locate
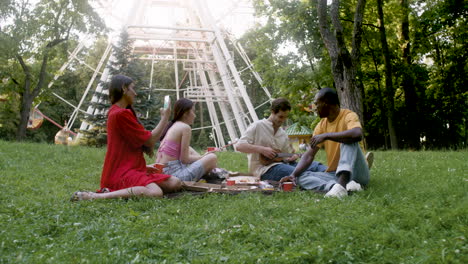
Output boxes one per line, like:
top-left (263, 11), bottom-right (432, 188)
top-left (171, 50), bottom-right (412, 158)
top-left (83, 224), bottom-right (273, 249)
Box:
top-left (297, 142), bottom-right (370, 192)
top-left (261, 161), bottom-right (327, 181)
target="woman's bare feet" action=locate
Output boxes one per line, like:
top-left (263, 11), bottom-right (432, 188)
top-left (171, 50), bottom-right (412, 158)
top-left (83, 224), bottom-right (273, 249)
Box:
top-left (70, 191), bottom-right (96, 201)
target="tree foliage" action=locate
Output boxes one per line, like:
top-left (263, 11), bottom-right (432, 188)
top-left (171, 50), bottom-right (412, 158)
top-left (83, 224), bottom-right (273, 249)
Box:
top-left (0, 0), bottom-right (466, 150)
top-left (0, 0), bottom-right (105, 141)
top-left (242, 0), bottom-right (467, 149)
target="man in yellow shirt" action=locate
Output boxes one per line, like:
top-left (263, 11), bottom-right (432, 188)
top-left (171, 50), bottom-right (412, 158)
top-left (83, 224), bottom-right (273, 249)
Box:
top-left (288, 88), bottom-right (372, 198)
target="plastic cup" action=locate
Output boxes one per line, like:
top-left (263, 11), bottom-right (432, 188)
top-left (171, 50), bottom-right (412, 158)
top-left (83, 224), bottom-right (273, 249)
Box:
top-left (207, 147), bottom-right (216, 152)
top-left (153, 163), bottom-right (165, 174)
top-left (282, 182), bottom-right (293, 192)
top-left (226, 179), bottom-right (236, 186)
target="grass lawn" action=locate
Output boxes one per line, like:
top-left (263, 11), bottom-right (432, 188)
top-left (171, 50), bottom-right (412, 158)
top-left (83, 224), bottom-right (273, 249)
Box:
top-left (0, 140), bottom-right (466, 263)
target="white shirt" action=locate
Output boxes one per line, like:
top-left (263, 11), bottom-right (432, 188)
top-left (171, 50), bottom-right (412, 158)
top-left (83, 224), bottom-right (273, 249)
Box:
top-left (236, 119), bottom-right (292, 178)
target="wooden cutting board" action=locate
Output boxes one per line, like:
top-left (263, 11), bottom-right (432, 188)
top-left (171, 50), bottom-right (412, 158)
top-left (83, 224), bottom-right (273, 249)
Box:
top-left (182, 181), bottom-right (260, 193)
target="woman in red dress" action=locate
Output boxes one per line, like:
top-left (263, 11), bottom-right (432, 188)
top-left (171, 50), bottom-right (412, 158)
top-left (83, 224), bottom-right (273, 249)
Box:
top-left (72, 75), bottom-right (181, 201)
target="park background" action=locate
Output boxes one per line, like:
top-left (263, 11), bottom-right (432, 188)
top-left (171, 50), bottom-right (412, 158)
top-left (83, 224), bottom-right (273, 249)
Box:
top-left (0, 0), bottom-right (467, 263)
top-left (0, 0), bottom-right (466, 150)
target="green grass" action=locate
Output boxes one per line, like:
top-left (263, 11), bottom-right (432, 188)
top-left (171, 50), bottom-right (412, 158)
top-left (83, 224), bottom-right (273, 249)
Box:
top-left (0, 140), bottom-right (467, 263)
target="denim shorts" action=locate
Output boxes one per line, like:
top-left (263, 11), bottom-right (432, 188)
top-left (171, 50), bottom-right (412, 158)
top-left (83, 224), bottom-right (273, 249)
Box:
top-left (163, 159), bottom-right (205, 181)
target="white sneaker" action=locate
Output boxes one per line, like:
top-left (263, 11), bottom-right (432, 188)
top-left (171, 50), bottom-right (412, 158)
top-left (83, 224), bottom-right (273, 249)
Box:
top-left (346, 180), bottom-right (363, 192)
top-left (366, 152), bottom-right (374, 169)
top-left (325, 184), bottom-right (348, 198)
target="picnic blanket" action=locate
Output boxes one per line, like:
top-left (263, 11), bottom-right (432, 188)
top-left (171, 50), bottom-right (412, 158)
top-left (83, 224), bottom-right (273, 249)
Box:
top-left (181, 176), bottom-right (280, 193)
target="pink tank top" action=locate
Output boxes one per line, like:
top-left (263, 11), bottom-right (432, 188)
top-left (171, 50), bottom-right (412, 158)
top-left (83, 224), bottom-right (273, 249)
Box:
top-left (157, 138), bottom-right (181, 160)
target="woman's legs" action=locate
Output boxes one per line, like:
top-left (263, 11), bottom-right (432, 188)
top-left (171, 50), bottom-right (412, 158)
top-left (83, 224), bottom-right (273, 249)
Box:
top-left (199, 153), bottom-right (217, 172)
top-left (189, 146), bottom-right (202, 158)
top-left (157, 176), bottom-right (182, 193)
top-left (72, 182), bottom-right (164, 201)
top-left (162, 155), bottom-right (217, 182)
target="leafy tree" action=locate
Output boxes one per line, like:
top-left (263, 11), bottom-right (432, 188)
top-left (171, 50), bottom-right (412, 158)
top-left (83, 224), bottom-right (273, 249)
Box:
top-left (0, 0), bottom-right (104, 141)
top-left (239, 1), bottom-right (333, 130)
top-left (376, 0), bottom-right (398, 149)
top-left (316, 0), bottom-right (367, 123)
top-left (245, 0), bottom-right (467, 150)
top-left (412, 0), bottom-right (468, 149)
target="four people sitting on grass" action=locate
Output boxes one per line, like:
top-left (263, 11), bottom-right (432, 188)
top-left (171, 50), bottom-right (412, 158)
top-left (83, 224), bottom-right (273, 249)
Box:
top-left (72, 77), bottom-right (372, 201)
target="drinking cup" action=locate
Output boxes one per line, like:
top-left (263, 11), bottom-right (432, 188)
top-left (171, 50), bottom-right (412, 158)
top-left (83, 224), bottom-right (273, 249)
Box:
top-left (153, 163), bottom-right (165, 174)
top-left (226, 179), bottom-right (236, 186)
top-left (282, 182), bottom-right (293, 191)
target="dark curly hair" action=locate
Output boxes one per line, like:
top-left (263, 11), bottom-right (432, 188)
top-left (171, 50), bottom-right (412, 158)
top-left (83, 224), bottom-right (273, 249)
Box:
top-left (270, 98), bottom-right (291, 114)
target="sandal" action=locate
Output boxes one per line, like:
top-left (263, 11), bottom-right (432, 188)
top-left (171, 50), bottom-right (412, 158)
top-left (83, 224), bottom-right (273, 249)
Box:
top-left (70, 191), bottom-right (95, 202)
top-left (97, 188), bottom-right (110, 193)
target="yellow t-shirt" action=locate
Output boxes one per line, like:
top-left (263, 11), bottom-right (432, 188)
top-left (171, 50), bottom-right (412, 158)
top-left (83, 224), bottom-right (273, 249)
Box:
top-left (313, 109), bottom-right (362, 172)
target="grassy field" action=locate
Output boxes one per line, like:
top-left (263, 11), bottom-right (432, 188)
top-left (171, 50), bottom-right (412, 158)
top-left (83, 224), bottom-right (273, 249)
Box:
top-left (0, 140), bottom-right (466, 263)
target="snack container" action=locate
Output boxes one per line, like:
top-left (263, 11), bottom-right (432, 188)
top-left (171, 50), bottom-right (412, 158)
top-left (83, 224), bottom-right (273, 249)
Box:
top-left (226, 179), bottom-right (236, 186)
top-left (259, 181), bottom-right (274, 190)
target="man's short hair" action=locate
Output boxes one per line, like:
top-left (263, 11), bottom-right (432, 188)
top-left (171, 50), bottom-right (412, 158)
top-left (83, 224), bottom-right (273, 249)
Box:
top-left (270, 98), bottom-right (291, 113)
top-left (317, 87), bottom-right (340, 106)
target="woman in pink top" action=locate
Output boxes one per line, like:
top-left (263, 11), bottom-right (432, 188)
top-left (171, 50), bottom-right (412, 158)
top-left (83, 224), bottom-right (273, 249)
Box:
top-left (156, 98), bottom-right (217, 181)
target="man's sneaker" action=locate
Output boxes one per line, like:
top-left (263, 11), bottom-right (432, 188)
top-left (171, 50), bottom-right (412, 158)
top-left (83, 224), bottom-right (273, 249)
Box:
top-left (366, 151), bottom-right (374, 169)
top-left (325, 184), bottom-right (348, 198)
top-left (346, 180), bottom-right (363, 192)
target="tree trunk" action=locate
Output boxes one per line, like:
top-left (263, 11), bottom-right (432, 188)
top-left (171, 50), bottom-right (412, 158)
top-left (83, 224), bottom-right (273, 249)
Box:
top-left (316, 0), bottom-right (366, 124)
top-left (14, 38), bottom-right (65, 141)
top-left (302, 39), bottom-right (321, 89)
top-left (15, 55), bottom-right (33, 141)
top-left (17, 84), bottom-right (33, 141)
top-left (400, 0), bottom-right (420, 149)
top-left (15, 50), bottom-right (52, 140)
top-left (377, 0), bottom-right (398, 149)
top-left (364, 36), bottom-right (388, 148)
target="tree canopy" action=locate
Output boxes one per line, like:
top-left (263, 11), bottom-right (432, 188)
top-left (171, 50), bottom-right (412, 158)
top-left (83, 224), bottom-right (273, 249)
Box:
top-left (238, 0), bottom-right (467, 149)
top-left (0, 0), bottom-right (105, 140)
top-left (0, 0), bottom-right (466, 149)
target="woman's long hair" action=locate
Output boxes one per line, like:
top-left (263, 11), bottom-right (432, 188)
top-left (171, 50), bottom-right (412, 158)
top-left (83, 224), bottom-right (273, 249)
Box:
top-left (160, 98), bottom-right (194, 141)
top-left (109, 74), bottom-right (154, 157)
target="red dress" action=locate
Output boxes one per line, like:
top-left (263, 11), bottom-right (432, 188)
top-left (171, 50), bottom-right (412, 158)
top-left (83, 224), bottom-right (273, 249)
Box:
top-left (100, 105), bottom-right (170, 191)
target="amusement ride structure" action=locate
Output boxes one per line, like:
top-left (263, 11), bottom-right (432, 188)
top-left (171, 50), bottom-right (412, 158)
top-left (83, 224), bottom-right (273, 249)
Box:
top-left (29, 0), bottom-right (271, 147)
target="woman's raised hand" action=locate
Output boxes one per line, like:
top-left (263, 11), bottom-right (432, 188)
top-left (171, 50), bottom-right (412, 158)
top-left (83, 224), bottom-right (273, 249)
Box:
top-left (160, 106), bottom-right (171, 121)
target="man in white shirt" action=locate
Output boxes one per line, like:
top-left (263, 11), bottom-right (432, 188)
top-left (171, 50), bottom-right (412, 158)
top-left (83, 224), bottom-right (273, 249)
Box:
top-left (235, 98), bottom-right (326, 181)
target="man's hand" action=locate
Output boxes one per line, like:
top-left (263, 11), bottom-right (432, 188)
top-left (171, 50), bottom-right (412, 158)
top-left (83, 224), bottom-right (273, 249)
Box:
top-left (310, 133), bottom-right (328, 149)
top-left (279, 175), bottom-right (296, 185)
top-left (260, 146), bottom-right (279, 160)
top-left (284, 154), bottom-right (299, 163)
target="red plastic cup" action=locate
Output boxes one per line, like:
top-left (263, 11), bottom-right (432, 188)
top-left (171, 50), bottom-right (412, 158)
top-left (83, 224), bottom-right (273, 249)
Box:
top-left (207, 147), bottom-right (216, 152)
top-left (153, 163), bottom-right (165, 174)
top-left (226, 179), bottom-right (235, 186)
top-left (282, 182), bottom-right (293, 192)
